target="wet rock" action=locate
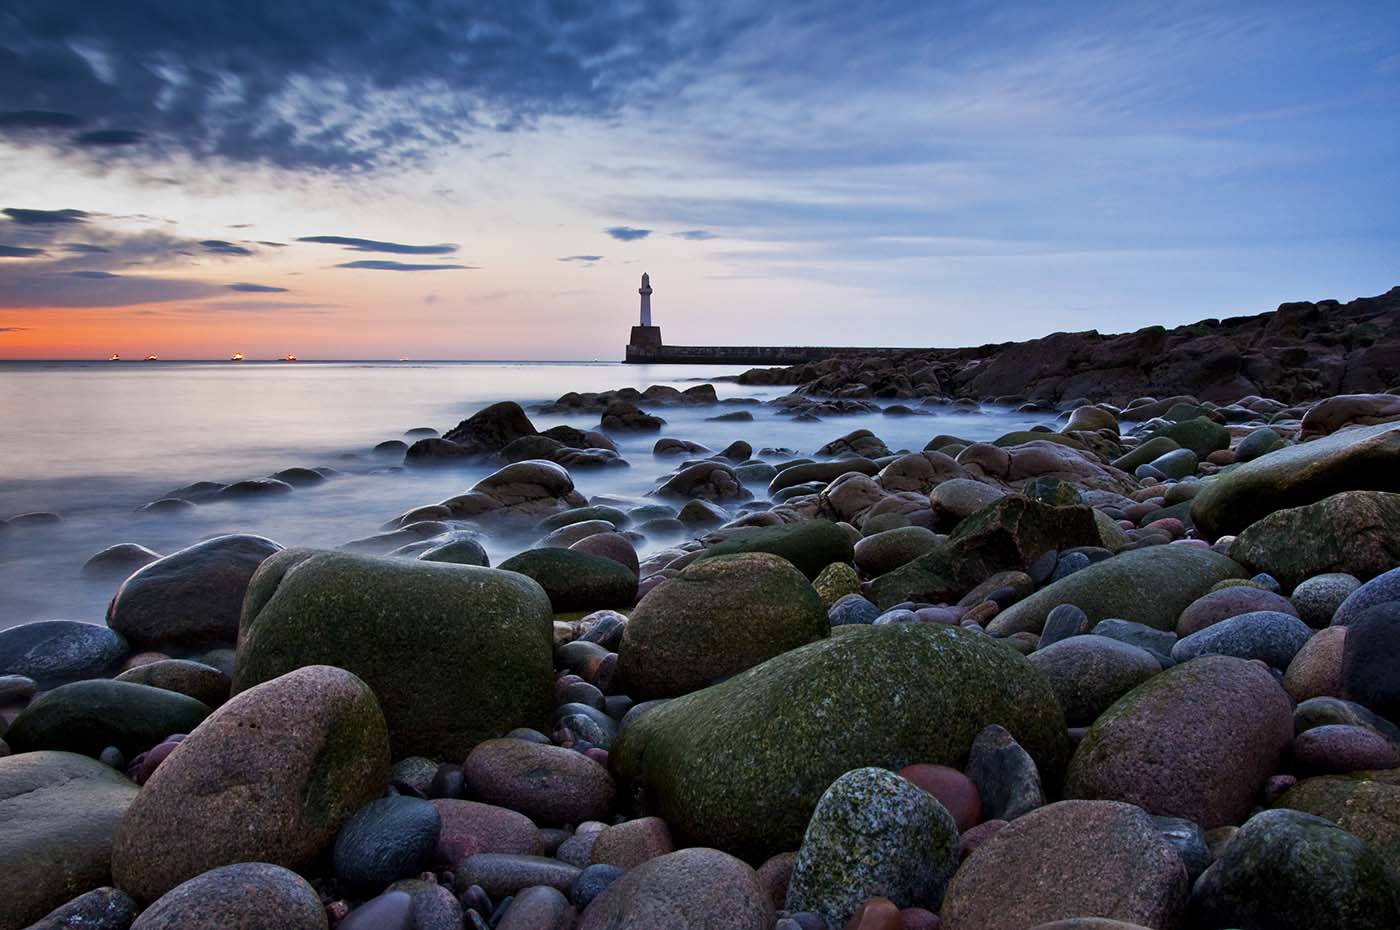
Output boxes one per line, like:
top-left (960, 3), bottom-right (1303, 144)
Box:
top-left (107, 534), bottom-right (282, 649)
top-left (1340, 601), bottom-right (1400, 721)
top-left (1065, 654), bottom-right (1292, 827)
top-left (0, 751), bottom-right (139, 930)
top-left (1191, 421), bottom-right (1400, 539)
top-left (418, 536), bottom-right (490, 566)
top-left (431, 799), bottom-right (543, 866)
top-left (441, 401), bottom-right (540, 453)
top-left (1187, 809), bottom-right (1400, 930)
top-left (1300, 392), bottom-right (1400, 437)
top-left (232, 550), bottom-right (553, 759)
top-left (612, 625), bottom-right (1068, 858)
top-left (0, 619), bottom-right (128, 688)
top-left (128, 862), bottom-right (327, 930)
top-left (653, 460), bottom-right (750, 503)
top-left (940, 800), bottom-right (1188, 930)
top-left (577, 847), bottom-right (773, 930)
top-left (698, 520), bottom-right (855, 580)
top-left (498, 548), bottom-right (637, 612)
top-left (440, 460), bottom-right (589, 524)
top-left (334, 796), bottom-right (441, 892)
top-left (590, 816), bottom-right (674, 869)
top-left (219, 478), bottom-right (294, 498)
top-left (463, 738), bottom-right (615, 825)
top-left (1171, 610), bottom-right (1313, 670)
top-left (786, 768), bottom-right (958, 927)
top-left (4, 679), bottom-right (209, 758)
top-left (1229, 491), bottom-right (1400, 590)
top-left (601, 400), bottom-right (664, 432)
top-left (964, 724), bottom-right (1044, 821)
top-left (496, 885), bottom-right (570, 930)
top-left (82, 543), bottom-right (162, 579)
top-left (988, 546), bottom-right (1245, 636)
top-left (1029, 636), bottom-right (1161, 727)
top-left (22, 886), bottom-right (136, 930)
top-left (619, 553), bottom-right (827, 698)
top-left (569, 532), bottom-right (640, 575)
top-left (116, 659), bottom-right (230, 707)
top-left (1293, 724), bottom-right (1399, 774)
top-left (111, 666), bottom-right (389, 902)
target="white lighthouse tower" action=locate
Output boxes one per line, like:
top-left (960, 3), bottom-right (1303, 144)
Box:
top-left (638, 272), bottom-right (653, 327)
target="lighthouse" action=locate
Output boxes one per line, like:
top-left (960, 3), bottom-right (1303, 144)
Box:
top-left (625, 272), bottom-right (663, 360)
top-left (639, 272), bottom-right (654, 326)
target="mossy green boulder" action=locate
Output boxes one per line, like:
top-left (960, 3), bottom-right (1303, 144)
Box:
top-left (1148, 416), bottom-right (1229, 458)
top-left (0, 751), bottom-right (139, 930)
top-left (987, 546), bottom-right (1245, 636)
top-left (611, 624), bottom-right (1069, 859)
top-left (1277, 768), bottom-right (1400, 876)
top-left (697, 519), bottom-right (855, 580)
top-left (1187, 809), bottom-right (1400, 930)
top-left (812, 562), bottom-right (860, 608)
top-left (4, 679), bottom-right (210, 758)
top-left (618, 553), bottom-right (828, 699)
top-left (232, 548), bottom-right (554, 759)
top-left (497, 547), bottom-right (637, 612)
top-left (1228, 490), bottom-right (1400, 590)
top-left (1190, 422), bottom-right (1400, 539)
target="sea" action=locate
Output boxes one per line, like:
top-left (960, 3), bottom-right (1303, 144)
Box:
top-left (0, 360), bottom-right (1040, 629)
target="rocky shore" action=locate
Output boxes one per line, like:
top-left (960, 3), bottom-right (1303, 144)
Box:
top-left (4, 292), bottom-right (1400, 929)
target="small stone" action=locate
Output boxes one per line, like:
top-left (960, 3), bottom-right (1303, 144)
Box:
top-left (589, 816), bottom-right (673, 869)
top-left (339, 891), bottom-right (413, 930)
top-left (334, 795), bottom-right (441, 892)
top-left (453, 854), bottom-right (581, 898)
top-left (964, 724), bottom-right (1044, 821)
top-left (20, 886), bottom-right (137, 930)
top-left (1038, 604), bottom-right (1089, 648)
top-left (572, 863), bottom-right (624, 908)
top-left (577, 847), bottom-right (772, 930)
top-left (1291, 573), bottom-right (1362, 626)
top-left (896, 764), bottom-right (981, 832)
top-left (495, 885), bottom-right (570, 930)
top-left (463, 738), bottom-right (615, 825)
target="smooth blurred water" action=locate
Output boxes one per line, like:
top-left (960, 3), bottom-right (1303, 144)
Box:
top-left (0, 360), bottom-right (1041, 628)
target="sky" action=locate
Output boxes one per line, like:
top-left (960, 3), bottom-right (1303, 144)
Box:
top-left (0, 1), bottom-right (1397, 360)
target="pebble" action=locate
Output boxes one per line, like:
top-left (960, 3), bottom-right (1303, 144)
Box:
top-left (494, 884), bottom-right (571, 930)
top-left (572, 863), bottom-right (624, 908)
top-left (896, 764), bottom-right (981, 832)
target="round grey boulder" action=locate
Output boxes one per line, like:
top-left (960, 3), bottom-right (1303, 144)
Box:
top-left (0, 619), bottom-right (128, 688)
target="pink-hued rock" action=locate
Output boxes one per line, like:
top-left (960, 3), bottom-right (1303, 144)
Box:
top-left (757, 851), bottom-right (797, 910)
top-left (1283, 626), bottom-right (1348, 701)
top-left (463, 738), bottom-right (615, 825)
top-left (1177, 586), bottom-right (1298, 637)
top-left (897, 764), bottom-right (981, 832)
top-left (578, 847), bottom-right (772, 930)
top-left (1292, 724), bottom-right (1400, 774)
top-left (430, 799), bottom-right (543, 867)
top-left (957, 819), bottom-right (1007, 862)
top-left (842, 897), bottom-right (901, 930)
top-left (1064, 655), bottom-right (1292, 828)
top-left (940, 801), bottom-right (1187, 930)
top-left (589, 816), bottom-right (674, 869)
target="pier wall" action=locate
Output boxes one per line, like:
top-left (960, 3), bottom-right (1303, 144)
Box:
top-left (624, 342), bottom-right (908, 365)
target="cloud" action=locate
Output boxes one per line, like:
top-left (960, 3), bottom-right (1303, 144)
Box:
top-left (73, 129), bottom-right (144, 146)
top-left (0, 326), bottom-right (27, 332)
top-left (0, 2), bottom-right (754, 171)
top-left (0, 244), bottom-right (46, 257)
top-left (559, 255), bottom-right (603, 262)
top-left (199, 240), bottom-right (255, 256)
top-left (227, 282), bottom-right (289, 293)
top-left (199, 300), bottom-right (329, 312)
top-left (604, 226), bottom-right (651, 241)
top-left (334, 260), bottom-right (473, 271)
top-left (64, 270), bottom-right (118, 279)
top-left (3, 208), bottom-right (90, 225)
top-left (0, 269), bottom-right (224, 308)
top-left (297, 235), bottom-right (458, 255)
top-left (61, 243), bottom-right (110, 253)
top-left (672, 230), bottom-right (717, 240)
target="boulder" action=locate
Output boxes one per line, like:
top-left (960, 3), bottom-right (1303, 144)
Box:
top-left (1283, 626), bottom-right (1347, 700)
top-left (1148, 416), bottom-right (1229, 458)
top-left (107, 535), bottom-right (282, 649)
top-left (82, 543), bottom-right (162, 579)
top-left (1332, 565), bottom-right (1400, 626)
top-left (0, 751), bottom-right (139, 930)
top-left (333, 796), bottom-right (441, 892)
top-left (785, 767), bottom-right (958, 926)
top-left (1340, 602), bottom-right (1400, 721)
top-left (4, 680), bottom-right (210, 758)
top-left (652, 461), bottom-right (751, 503)
top-left (697, 520), bottom-right (855, 580)
top-left (1171, 608), bottom-right (1313, 669)
top-left (611, 624), bottom-right (1068, 859)
top-left (1028, 636), bottom-right (1162, 727)
top-left (1187, 809), bottom-right (1400, 930)
top-left (577, 847), bottom-right (772, 930)
top-left (232, 550), bottom-right (554, 759)
top-left (817, 430), bottom-right (892, 459)
top-left (618, 553), bottom-right (828, 699)
top-left (1277, 768), bottom-right (1400, 876)
top-left (20, 887), bottom-right (136, 930)
top-left (1065, 655), bottom-right (1292, 827)
top-left (769, 459), bottom-right (880, 495)
top-left (1176, 586), bottom-right (1299, 637)
top-left (946, 495), bottom-right (1102, 571)
top-left (464, 738), bottom-right (615, 825)
top-left (854, 526), bottom-right (940, 576)
top-left (439, 460), bottom-right (588, 524)
top-left (0, 619), bottom-right (128, 688)
top-left (1299, 393), bottom-right (1400, 438)
top-left (988, 546), bottom-right (1245, 636)
top-left (116, 659), bottom-right (230, 707)
top-left (964, 724), bottom-right (1045, 821)
top-left (1229, 491), bottom-right (1400, 590)
top-left (497, 548), bottom-right (637, 613)
top-left (441, 401), bottom-right (538, 453)
top-left (940, 801), bottom-right (1188, 930)
top-left (129, 862), bottom-right (328, 930)
top-left (111, 666), bottom-right (389, 902)
top-left (1190, 422), bottom-right (1400, 539)
top-left (601, 400), bottom-right (664, 432)
top-left (1291, 572), bottom-right (1361, 625)
top-left (929, 479), bottom-right (1007, 524)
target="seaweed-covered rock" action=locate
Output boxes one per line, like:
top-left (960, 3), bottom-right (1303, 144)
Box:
top-left (989, 546), bottom-right (1245, 636)
top-left (111, 666), bottom-right (389, 902)
top-left (618, 553), bottom-right (828, 699)
top-left (232, 550), bottom-right (554, 759)
top-left (786, 767), bottom-right (958, 927)
top-left (612, 624), bottom-right (1068, 859)
top-left (1065, 655), bottom-right (1292, 828)
top-left (1187, 809), bottom-right (1400, 930)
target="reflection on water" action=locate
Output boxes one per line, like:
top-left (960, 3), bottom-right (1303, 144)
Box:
top-left (0, 360), bottom-right (1044, 627)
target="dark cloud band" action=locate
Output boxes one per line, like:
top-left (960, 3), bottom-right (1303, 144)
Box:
top-left (297, 235), bottom-right (458, 255)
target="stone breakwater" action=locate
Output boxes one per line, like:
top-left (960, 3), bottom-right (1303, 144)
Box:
top-left (4, 375), bottom-right (1400, 929)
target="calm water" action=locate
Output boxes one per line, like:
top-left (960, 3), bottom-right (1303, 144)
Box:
top-left (0, 360), bottom-right (1039, 628)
